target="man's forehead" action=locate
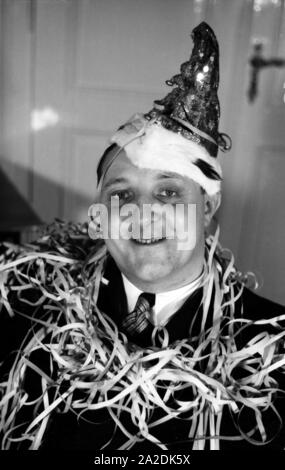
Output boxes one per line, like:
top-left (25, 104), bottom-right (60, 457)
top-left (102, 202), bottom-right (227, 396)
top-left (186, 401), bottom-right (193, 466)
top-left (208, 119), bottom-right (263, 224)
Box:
top-left (102, 161), bottom-right (200, 193)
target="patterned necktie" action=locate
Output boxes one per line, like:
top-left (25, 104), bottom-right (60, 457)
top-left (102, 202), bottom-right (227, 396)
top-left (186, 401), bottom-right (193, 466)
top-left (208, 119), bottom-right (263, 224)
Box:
top-left (121, 292), bottom-right (155, 336)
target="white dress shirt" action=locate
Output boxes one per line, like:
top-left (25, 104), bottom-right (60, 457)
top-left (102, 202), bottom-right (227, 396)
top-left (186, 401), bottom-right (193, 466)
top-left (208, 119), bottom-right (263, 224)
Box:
top-left (122, 271), bottom-right (204, 327)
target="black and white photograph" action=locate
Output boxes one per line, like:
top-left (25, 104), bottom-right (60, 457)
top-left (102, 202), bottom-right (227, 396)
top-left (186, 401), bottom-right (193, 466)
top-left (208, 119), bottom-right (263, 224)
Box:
top-left (0, 0), bottom-right (285, 459)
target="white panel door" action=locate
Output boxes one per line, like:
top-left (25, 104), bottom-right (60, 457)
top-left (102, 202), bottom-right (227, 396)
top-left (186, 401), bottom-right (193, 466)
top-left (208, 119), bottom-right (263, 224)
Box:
top-left (32, 0), bottom-right (206, 223)
top-left (225, 1), bottom-right (285, 304)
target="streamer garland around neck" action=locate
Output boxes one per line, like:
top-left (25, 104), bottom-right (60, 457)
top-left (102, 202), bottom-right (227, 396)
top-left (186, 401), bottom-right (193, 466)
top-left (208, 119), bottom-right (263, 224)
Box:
top-left (0, 221), bottom-right (285, 450)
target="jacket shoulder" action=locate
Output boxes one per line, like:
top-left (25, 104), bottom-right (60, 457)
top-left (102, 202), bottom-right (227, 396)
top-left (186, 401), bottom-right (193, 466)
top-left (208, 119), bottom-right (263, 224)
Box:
top-left (242, 286), bottom-right (285, 321)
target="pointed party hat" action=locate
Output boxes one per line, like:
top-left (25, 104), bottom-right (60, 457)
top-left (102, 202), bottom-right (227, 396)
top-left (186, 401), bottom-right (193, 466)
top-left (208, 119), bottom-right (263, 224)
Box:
top-left (146, 21), bottom-right (227, 158)
top-left (98, 22), bottom-right (231, 195)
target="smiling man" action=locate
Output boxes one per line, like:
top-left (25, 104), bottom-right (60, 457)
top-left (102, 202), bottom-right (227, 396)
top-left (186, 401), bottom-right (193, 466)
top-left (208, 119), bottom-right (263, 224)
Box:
top-left (1, 22), bottom-right (285, 451)
top-left (89, 20), bottom-right (226, 344)
top-left (97, 151), bottom-right (212, 291)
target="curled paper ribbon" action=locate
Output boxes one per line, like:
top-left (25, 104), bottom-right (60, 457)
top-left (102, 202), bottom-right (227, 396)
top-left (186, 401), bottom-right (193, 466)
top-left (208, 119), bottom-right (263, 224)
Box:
top-left (0, 221), bottom-right (284, 450)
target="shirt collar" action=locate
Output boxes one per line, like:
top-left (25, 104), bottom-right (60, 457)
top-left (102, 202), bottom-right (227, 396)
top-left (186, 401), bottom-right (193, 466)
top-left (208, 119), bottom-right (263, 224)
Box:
top-left (122, 269), bottom-right (204, 326)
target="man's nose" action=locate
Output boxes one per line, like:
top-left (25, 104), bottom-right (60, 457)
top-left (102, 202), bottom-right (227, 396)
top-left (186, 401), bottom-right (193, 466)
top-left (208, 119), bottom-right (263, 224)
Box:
top-left (136, 195), bottom-right (160, 224)
top-left (136, 194), bottom-right (154, 206)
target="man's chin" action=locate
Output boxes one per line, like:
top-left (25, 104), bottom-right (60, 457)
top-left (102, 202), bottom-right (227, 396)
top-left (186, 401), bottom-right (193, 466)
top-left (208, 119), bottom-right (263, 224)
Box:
top-left (128, 264), bottom-right (171, 285)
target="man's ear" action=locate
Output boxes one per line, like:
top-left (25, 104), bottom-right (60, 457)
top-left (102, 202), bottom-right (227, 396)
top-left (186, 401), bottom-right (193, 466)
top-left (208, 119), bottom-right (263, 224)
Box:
top-left (204, 191), bottom-right (221, 227)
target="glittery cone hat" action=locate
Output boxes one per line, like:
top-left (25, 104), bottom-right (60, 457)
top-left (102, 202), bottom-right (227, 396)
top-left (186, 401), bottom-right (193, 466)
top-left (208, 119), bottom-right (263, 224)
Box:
top-left (98, 22), bottom-right (231, 196)
top-left (147, 21), bottom-right (227, 158)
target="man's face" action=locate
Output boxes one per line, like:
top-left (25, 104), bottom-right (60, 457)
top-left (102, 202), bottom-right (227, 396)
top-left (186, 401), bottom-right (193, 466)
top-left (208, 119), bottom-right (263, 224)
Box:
top-left (98, 150), bottom-right (208, 292)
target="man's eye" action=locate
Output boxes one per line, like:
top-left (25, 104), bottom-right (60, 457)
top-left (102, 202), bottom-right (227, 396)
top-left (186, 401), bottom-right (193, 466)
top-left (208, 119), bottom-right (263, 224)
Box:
top-left (110, 190), bottom-right (132, 201)
top-left (158, 189), bottom-right (178, 198)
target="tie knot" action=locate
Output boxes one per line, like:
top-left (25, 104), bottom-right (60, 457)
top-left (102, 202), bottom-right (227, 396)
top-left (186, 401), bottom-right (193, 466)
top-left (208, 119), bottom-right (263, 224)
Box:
top-left (135, 292), bottom-right (155, 312)
top-left (122, 292), bottom-right (155, 337)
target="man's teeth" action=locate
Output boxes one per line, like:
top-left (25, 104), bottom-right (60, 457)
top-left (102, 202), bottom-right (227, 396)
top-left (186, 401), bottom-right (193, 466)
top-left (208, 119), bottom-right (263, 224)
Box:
top-left (133, 237), bottom-right (163, 244)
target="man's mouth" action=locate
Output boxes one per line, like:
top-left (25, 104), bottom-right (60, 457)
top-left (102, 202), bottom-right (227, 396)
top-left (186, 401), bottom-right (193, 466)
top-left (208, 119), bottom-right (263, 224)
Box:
top-left (131, 236), bottom-right (165, 245)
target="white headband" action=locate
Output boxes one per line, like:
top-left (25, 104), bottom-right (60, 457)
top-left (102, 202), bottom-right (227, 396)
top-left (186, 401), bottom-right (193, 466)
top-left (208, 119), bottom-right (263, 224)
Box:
top-left (109, 115), bottom-right (222, 196)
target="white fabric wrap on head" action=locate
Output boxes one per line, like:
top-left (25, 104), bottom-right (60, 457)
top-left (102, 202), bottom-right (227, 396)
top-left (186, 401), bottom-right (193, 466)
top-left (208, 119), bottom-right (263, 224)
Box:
top-left (109, 115), bottom-right (222, 196)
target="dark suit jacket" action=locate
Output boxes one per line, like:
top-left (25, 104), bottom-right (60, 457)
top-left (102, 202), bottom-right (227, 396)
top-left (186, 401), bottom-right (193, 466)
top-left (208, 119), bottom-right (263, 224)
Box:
top-left (1, 254), bottom-right (285, 450)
